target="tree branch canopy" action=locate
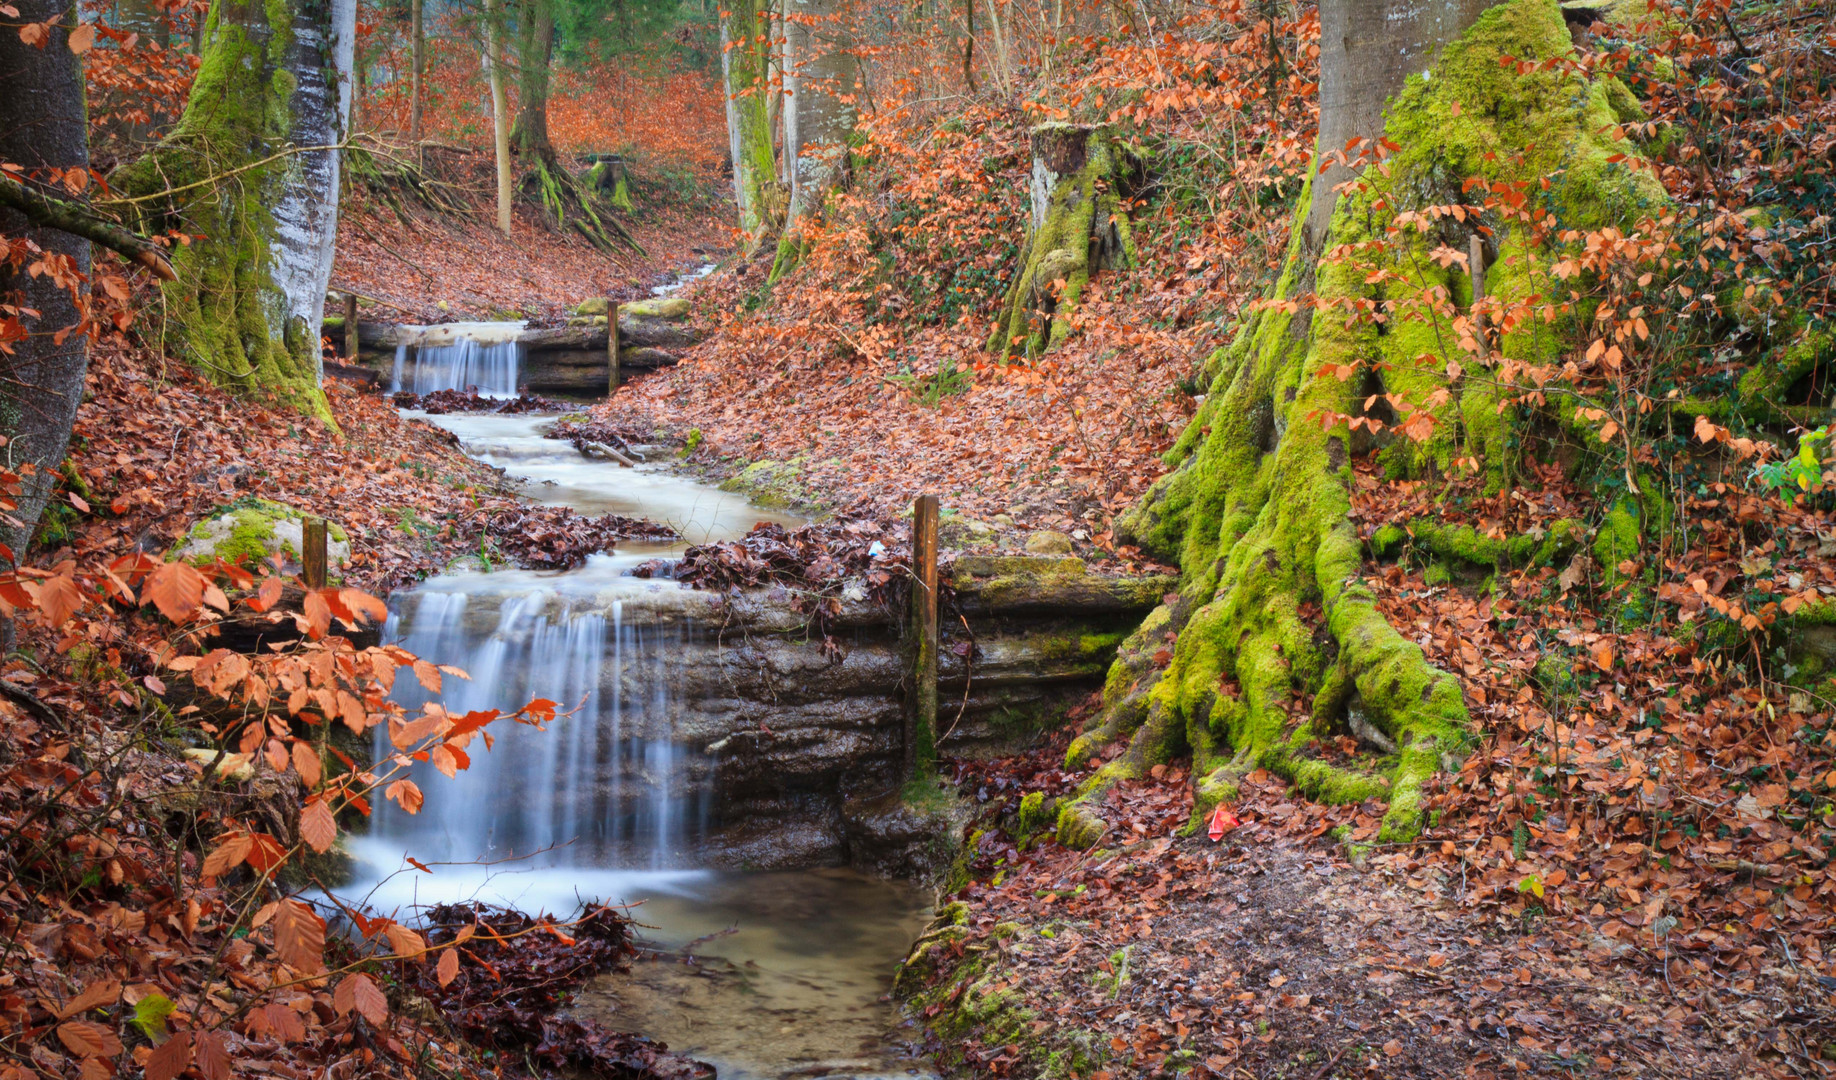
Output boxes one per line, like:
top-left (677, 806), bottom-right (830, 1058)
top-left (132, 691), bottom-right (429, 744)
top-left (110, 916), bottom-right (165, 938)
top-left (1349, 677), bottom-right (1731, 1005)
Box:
top-left (0, 174), bottom-right (177, 281)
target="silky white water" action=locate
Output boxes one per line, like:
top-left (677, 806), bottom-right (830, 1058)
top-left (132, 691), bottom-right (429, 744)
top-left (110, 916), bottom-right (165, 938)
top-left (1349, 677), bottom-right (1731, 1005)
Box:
top-left (336, 409), bottom-right (935, 1079)
top-left (388, 322), bottom-right (524, 396)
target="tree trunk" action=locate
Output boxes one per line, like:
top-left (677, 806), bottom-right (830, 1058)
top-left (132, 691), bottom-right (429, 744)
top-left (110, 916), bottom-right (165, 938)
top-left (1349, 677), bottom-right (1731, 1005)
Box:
top-left (409, 0), bottom-right (424, 143)
top-left (511, 0), bottom-right (555, 156)
top-left (0, 0), bottom-right (91, 554)
top-left (485, 0), bottom-right (514, 236)
top-left (781, 0), bottom-right (855, 225)
top-left (722, 0), bottom-right (785, 244)
top-left (987, 123), bottom-right (1138, 359)
top-left (124, 0), bottom-right (355, 422)
top-left (1057, 0), bottom-right (1662, 847)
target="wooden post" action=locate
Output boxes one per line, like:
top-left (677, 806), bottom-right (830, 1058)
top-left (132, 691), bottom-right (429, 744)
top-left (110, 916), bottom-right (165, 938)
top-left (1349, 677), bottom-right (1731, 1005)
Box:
top-left (302, 517), bottom-right (328, 590)
top-left (607, 298), bottom-right (620, 395)
top-left (909, 494), bottom-right (939, 777)
top-left (343, 291), bottom-right (359, 361)
top-left (1469, 233), bottom-right (1486, 360)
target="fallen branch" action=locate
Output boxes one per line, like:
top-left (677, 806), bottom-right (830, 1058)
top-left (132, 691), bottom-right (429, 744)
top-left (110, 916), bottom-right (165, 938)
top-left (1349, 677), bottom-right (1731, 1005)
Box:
top-left (0, 175), bottom-right (176, 281)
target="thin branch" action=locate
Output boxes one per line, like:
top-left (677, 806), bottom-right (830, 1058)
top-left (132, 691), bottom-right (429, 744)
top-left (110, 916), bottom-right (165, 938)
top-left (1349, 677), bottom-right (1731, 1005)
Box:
top-left (0, 175), bottom-right (176, 281)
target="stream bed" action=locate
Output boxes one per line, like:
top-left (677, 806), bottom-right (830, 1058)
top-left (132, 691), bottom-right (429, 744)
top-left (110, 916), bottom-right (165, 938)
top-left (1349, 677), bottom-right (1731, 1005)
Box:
top-left (342, 408), bottom-right (940, 1080)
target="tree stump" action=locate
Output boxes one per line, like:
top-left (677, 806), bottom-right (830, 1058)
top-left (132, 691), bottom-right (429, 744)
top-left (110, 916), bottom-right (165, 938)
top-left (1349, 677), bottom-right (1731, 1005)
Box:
top-left (987, 124), bottom-right (1142, 360)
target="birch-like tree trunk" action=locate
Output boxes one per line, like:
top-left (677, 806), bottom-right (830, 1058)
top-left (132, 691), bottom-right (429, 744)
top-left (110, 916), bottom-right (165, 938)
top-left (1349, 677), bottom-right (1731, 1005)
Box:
top-left (485, 0), bottom-right (514, 236)
top-left (782, 0), bottom-right (855, 224)
top-left (125, 0), bottom-right (355, 421)
top-left (722, 0), bottom-right (785, 242)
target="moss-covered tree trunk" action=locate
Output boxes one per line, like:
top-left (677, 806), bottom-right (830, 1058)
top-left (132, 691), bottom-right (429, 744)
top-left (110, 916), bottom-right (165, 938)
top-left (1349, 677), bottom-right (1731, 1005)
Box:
top-left (988, 123), bottom-right (1138, 360)
top-left (128, 0), bottom-right (354, 422)
top-left (768, 0), bottom-right (856, 280)
top-left (1057, 0), bottom-right (1663, 847)
top-left (0, 0), bottom-right (92, 555)
top-left (511, 0), bottom-right (555, 156)
top-left (722, 0), bottom-right (786, 246)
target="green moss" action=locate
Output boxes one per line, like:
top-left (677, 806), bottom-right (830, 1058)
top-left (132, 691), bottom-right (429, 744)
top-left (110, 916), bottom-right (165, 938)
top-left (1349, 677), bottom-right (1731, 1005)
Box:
top-left (989, 125), bottom-right (1138, 359)
top-left (717, 457), bottom-right (826, 512)
top-left (1066, 0), bottom-right (1650, 848)
top-left (171, 497), bottom-right (347, 571)
top-left (123, 0), bottom-right (332, 423)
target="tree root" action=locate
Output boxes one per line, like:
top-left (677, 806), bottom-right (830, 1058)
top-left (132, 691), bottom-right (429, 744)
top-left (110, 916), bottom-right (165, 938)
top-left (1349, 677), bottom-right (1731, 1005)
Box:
top-left (523, 152), bottom-right (644, 257)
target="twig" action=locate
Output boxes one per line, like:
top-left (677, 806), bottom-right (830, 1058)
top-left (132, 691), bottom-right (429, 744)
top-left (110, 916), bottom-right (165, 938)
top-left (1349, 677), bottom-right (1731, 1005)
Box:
top-left (0, 175), bottom-right (175, 280)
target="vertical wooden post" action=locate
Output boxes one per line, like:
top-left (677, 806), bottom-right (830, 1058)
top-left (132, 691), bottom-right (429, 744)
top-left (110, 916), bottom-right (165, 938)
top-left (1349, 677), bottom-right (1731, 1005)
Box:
top-left (302, 517), bottom-right (328, 590)
top-left (607, 298), bottom-right (621, 395)
top-left (909, 494), bottom-right (939, 777)
top-left (1469, 233), bottom-right (1487, 360)
top-left (343, 291), bottom-right (359, 361)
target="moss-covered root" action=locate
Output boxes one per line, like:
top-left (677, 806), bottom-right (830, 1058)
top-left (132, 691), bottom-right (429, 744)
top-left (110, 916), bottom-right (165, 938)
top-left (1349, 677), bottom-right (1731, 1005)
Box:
top-left (988, 123), bottom-right (1139, 360)
top-left (526, 153), bottom-right (644, 256)
top-left (1059, 0), bottom-right (1661, 850)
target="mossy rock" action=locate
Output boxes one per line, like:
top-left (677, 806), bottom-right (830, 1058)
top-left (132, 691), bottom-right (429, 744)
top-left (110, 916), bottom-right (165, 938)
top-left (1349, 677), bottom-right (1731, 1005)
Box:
top-left (575, 297), bottom-right (611, 316)
top-left (170, 498), bottom-right (349, 573)
top-left (1024, 530), bottom-right (1075, 555)
top-left (620, 297), bottom-right (691, 321)
top-left (718, 458), bottom-right (823, 511)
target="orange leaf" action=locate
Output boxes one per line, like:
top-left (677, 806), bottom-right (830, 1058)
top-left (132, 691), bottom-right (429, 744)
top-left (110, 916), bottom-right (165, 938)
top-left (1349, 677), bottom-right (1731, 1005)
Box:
top-left (299, 798), bottom-right (337, 853)
top-left (436, 946), bottom-right (460, 986)
top-left (145, 1030), bottom-right (192, 1080)
top-left (274, 899), bottom-right (325, 973)
top-left (143, 560), bottom-right (205, 622)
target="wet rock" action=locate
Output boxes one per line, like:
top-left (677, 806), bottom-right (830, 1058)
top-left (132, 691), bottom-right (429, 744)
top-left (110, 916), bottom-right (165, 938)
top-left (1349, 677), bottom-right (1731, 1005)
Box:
top-left (622, 297), bottom-right (691, 320)
top-left (843, 786), bottom-right (971, 880)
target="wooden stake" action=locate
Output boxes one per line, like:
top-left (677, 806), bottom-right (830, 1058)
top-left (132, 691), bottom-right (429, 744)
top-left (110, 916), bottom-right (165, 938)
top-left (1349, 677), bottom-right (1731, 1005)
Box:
top-left (607, 299), bottom-right (620, 395)
top-left (1469, 233), bottom-right (1486, 359)
top-left (302, 517), bottom-right (328, 590)
top-left (343, 291), bottom-right (359, 361)
top-left (909, 494), bottom-right (940, 777)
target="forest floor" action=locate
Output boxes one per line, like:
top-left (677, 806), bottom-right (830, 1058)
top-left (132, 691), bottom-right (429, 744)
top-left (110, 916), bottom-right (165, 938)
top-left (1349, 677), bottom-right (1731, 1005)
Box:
top-left (331, 154), bottom-right (734, 324)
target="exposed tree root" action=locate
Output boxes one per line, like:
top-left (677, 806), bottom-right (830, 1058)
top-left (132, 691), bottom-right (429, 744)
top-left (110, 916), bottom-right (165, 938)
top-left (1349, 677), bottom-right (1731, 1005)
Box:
top-left (1057, 0), bottom-right (1666, 848)
top-left (522, 150), bottom-right (645, 257)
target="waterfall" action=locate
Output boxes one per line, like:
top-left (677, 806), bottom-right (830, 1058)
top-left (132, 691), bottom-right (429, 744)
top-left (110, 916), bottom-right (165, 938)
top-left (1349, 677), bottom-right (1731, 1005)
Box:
top-left (369, 581), bottom-right (712, 871)
top-left (389, 338), bottom-right (521, 397)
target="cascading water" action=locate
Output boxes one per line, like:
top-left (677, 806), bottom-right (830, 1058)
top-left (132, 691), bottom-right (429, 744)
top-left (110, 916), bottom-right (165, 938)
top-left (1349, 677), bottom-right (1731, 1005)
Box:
top-left (339, 387), bottom-right (936, 1080)
top-left (387, 323), bottom-right (523, 396)
top-left (369, 576), bottom-right (713, 871)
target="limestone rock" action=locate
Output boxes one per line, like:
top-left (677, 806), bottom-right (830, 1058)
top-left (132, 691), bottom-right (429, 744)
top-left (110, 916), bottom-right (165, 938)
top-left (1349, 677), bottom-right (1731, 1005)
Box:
top-left (1024, 529), bottom-right (1075, 555)
top-left (171, 498), bottom-right (349, 573)
top-left (620, 297), bottom-right (690, 320)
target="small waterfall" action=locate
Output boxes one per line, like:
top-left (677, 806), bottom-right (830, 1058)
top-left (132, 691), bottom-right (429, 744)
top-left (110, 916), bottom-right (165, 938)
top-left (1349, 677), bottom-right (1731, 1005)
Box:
top-left (389, 338), bottom-right (521, 397)
top-left (370, 582), bottom-right (712, 869)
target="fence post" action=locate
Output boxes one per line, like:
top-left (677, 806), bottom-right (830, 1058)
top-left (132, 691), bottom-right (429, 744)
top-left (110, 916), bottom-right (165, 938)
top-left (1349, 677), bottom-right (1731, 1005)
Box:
top-left (607, 298), bottom-right (620, 395)
top-left (343, 292), bottom-right (359, 361)
top-left (909, 494), bottom-right (939, 777)
top-left (302, 517), bottom-right (328, 590)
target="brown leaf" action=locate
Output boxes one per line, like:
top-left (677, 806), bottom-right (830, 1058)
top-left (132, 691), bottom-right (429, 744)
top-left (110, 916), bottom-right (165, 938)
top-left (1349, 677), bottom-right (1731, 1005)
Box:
top-left (292, 739), bottom-right (323, 788)
top-left (57, 977), bottom-right (122, 1019)
top-left (436, 946), bottom-right (460, 986)
top-left (334, 973), bottom-right (388, 1025)
top-left (145, 1030), bottom-right (192, 1080)
top-left (384, 923), bottom-right (427, 961)
top-left (56, 1020), bottom-right (123, 1058)
top-left (195, 1030), bottom-right (230, 1080)
top-left (274, 899), bottom-right (325, 973)
top-left (143, 561), bottom-right (205, 622)
top-left (203, 831), bottom-right (253, 879)
top-left (299, 799), bottom-right (336, 853)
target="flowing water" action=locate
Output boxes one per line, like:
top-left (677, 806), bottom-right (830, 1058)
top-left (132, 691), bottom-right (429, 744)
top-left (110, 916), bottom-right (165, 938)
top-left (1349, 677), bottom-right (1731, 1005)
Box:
top-left (341, 409), bottom-right (939, 1080)
top-left (388, 322), bottom-right (524, 397)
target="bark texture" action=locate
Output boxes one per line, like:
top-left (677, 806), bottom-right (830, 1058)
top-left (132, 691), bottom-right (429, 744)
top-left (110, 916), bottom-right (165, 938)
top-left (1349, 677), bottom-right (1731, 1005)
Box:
top-left (722, 0), bottom-right (786, 244)
top-left (0, 0), bottom-right (92, 553)
top-left (1058, 0), bottom-right (1661, 846)
top-left (987, 123), bottom-right (1138, 360)
top-left (126, 0), bottom-right (355, 421)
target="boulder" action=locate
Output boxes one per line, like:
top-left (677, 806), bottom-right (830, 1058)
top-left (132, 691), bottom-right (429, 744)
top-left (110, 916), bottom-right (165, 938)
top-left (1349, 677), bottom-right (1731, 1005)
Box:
top-left (576, 297), bottom-right (611, 316)
top-left (1024, 529), bottom-right (1075, 555)
top-left (620, 296), bottom-right (690, 320)
top-left (170, 499), bottom-right (350, 574)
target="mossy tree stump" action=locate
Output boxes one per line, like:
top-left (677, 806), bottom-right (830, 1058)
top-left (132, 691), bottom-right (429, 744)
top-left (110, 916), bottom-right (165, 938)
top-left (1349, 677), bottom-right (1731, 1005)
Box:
top-left (987, 123), bottom-right (1141, 361)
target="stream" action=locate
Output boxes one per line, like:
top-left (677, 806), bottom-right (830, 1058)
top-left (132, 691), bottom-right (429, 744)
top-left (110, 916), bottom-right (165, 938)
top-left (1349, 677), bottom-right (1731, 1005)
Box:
top-left (338, 406), bottom-right (940, 1080)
